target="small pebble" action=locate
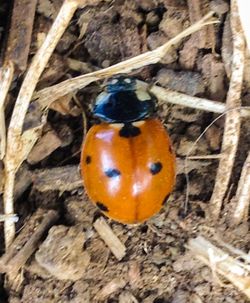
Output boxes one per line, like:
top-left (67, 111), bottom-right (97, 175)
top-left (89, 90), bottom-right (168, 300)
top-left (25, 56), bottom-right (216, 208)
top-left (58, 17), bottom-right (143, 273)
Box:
top-left (157, 69), bottom-right (205, 96)
top-left (147, 32), bottom-right (177, 65)
top-left (210, 0), bottom-right (229, 15)
top-left (36, 225), bottom-right (90, 281)
top-left (146, 11), bottom-right (160, 26)
top-left (194, 283), bottom-right (211, 297)
top-left (171, 290), bottom-right (189, 303)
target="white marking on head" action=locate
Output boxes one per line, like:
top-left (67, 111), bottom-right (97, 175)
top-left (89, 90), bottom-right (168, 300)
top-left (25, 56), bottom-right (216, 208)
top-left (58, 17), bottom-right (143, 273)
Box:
top-left (124, 78), bottom-right (132, 83)
top-left (110, 78), bottom-right (119, 85)
top-left (135, 89), bottom-right (151, 101)
top-left (135, 79), bottom-right (149, 90)
top-left (110, 123), bottom-right (124, 129)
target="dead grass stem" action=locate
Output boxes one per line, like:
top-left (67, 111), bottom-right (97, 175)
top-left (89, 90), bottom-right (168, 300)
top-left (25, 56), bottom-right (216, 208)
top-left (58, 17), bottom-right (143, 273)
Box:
top-left (209, 0), bottom-right (245, 219)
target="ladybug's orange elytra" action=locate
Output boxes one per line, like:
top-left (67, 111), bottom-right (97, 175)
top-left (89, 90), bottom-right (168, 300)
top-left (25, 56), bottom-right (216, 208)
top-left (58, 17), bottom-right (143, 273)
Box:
top-left (81, 76), bottom-right (176, 224)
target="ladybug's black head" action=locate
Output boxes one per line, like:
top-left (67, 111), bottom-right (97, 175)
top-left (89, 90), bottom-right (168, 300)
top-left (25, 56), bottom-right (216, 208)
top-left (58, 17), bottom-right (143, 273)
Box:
top-left (93, 76), bottom-right (156, 123)
top-left (106, 76), bottom-right (137, 93)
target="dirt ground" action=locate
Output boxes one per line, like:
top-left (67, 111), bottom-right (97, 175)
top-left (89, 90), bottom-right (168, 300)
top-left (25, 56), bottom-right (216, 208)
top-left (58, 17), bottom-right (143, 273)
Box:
top-left (0, 0), bottom-right (250, 302)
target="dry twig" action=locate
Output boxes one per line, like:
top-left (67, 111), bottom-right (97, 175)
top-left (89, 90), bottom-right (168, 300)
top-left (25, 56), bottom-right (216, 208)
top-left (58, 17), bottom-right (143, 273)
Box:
top-left (150, 85), bottom-right (226, 114)
top-left (3, 0), bottom-right (89, 249)
top-left (0, 214), bottom-right (18, 223)
top-left (0, 0), bottom-right (37, 161)
top-left (32, 165), bottom-right (82, 192)
top-left (209, 0), bottom-right (245, 219)
top-left (94, 217), bottom-right (126, 261)
top-left (237, 0), bottom-right (250, 52)
top-left (187, 236), bottom-right (250, 299)
top-left (232, 152), bottom-right (250, 225)
top-left (0, 62), bottom-right (14, 160)
top-left (94, 278), bottom-right (127, 301)
top-left (0, 210), bottom-right (59, 282)
top-left (214, 234), bottom-right (250, 263)
top-left (184, 106), bottom-right (250, 213)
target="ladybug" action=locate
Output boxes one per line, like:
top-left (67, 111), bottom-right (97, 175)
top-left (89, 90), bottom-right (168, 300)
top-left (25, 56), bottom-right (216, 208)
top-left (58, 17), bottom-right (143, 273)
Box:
top-left (81, 76), bottom-right (176, 224)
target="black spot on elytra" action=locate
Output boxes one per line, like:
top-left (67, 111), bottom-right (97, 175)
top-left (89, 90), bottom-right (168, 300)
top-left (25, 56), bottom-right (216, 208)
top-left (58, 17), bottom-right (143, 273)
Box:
top-left (96, 202), bottom-right (109, 212)
top-left (105, 168), bottom-right (121, 178)
top-left (119, 123), bottom-right (141, 138)
top-left (85, 155), bottom-right (91, 164)
top-left (162, 193), bottom-right (170, 205)
top-left (150, 162), bottom-right (163, 175)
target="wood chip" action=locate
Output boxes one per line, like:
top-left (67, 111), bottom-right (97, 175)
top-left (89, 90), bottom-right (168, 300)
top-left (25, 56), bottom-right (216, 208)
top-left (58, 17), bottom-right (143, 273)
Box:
top-left (94, 217), bottom-right (126, 261)
top-left (48, 93), bottom-right (81, 116)
top-left (95, 278), bottom-right (127, 301)
top-left (27, 129), bottom-right (62, 164)
top-left (14, 163), bottom-right (32, 199)
top-left (37, 54), bottom-right (67, 89)
top-left (128, 261), bottom-right (141, 287)
top-left (32, 165), bottom-right (82, 192)
top-left (4, 0), bottom-right (38, 72)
